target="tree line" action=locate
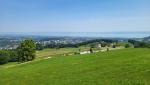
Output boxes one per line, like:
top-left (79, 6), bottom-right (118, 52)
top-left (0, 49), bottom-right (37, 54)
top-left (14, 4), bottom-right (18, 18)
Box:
top-left (128, 40), bottom-right (150, 48)
top-left (37, 39), bottom-right (118, 50)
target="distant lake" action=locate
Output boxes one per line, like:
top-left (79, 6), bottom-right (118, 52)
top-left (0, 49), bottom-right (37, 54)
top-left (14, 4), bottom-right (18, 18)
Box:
top-left (1, 32), bottom-right (150, 38)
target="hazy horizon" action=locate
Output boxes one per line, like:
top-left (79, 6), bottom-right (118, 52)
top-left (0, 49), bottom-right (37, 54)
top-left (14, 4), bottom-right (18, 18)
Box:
top-left (0, 31), bottom-right (150, 38)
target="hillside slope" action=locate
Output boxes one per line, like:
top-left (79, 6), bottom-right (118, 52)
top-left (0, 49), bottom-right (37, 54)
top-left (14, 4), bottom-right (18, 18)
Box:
top-left (0, 48), bottom-right (150, 85)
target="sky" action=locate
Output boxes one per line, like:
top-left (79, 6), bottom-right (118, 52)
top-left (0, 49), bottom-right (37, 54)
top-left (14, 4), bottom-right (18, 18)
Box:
top-left (0, 0), bottom-right (150, 33)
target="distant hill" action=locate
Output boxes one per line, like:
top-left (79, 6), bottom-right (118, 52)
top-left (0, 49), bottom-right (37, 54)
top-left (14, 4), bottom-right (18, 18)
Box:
top-left (143, 36), bottom-right (150, 42)
top-left (133, 36), bottom-right (150, 42)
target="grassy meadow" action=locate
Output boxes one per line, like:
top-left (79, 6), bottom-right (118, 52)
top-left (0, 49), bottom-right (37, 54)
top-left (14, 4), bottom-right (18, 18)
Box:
top-left (0, 48), bottom-right (150, 85)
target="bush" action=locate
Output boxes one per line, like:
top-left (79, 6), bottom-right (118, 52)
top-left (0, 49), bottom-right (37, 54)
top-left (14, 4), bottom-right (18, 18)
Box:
top-left (125, 44), bottom-right (130, 48)
top-left (90, 48), bottom-right (93, 53)
top-left (112, 45), bottom-right (116, 48)
top-left (36, 43), bottom-right (44, 50)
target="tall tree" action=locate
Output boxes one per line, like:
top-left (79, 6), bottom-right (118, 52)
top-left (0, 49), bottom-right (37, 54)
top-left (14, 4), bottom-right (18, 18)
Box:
top-left (17, 39), bottom-right (36, 62)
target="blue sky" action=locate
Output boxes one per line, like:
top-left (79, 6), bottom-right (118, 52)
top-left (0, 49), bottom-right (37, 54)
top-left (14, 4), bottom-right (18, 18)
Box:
top-left (0, 0), bottom-right (150, 33)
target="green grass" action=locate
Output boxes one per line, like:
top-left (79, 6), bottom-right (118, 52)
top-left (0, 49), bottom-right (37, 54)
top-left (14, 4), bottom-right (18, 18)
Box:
top-left (0, 48), bottom-right (150, 85)
top-left (36, 47), bottom-right (90, 57)
top-left (36, 48), bottom-right (78, 58)
top-left (36, 47), bottom-right (92, 58)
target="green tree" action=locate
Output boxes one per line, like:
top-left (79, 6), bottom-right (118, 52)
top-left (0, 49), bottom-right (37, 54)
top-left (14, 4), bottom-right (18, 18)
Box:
top-left (8, 50), bottom-right (18, 62)
top-left (0, 50), bottom-right (10, 64)
top-left (36, 43), bottom-right (44, 50)
top-left (17, 39), bottom-right (36, 62)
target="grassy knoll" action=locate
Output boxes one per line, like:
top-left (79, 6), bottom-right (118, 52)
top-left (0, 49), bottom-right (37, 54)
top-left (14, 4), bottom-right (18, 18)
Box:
top-left (0, 48), bottom-right (150, 85)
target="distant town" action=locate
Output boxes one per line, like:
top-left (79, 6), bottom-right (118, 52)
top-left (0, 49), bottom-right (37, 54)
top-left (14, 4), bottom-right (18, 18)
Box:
top-left (0, 35), bottom-right (93, 50)
top-left (0, 34), bottom-right (149, 50)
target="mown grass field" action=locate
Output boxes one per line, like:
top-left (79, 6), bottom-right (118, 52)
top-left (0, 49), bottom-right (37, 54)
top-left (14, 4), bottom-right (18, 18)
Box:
top-left (36, 46), bottom-right (119, 58)
top-left (36, 47), bottom-right (94, 58)
top-left (0, 48), bottom-right (150, 85)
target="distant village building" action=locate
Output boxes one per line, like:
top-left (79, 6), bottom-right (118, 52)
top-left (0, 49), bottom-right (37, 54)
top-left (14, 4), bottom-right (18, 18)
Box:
top-left (80, 51), bottom-right (90, 54)
top-left (98, 44), bottom-right (102, 48)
